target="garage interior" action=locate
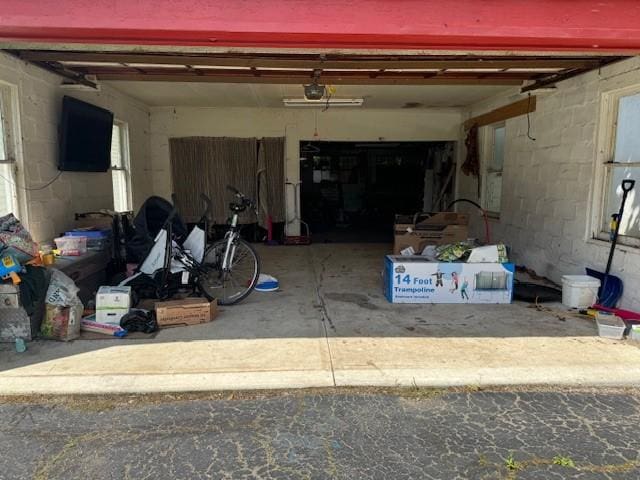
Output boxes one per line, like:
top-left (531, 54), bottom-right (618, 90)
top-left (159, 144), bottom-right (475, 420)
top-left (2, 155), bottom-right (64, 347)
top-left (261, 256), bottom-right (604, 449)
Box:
top-left (2, 1), bottom-right (640, 391)
top-left (300, 140), bottom-right (455, 243)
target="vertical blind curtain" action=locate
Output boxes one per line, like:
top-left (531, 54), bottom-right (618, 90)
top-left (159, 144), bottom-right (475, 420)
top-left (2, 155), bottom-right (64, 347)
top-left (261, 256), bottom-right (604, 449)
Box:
top-left (169, 136), bottom-right (284, 226)
top-left (208, 137), bottom-right (258, 225)
top-left (257, 137), bottom-right (286, 226)
top-left (169, 137), bottom-right (213, 223)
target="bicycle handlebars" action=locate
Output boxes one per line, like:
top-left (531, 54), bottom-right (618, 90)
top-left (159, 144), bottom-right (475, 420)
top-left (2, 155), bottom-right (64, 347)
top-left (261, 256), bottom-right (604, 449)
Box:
top-left (169, 188), bottom-right (255, 224)
top-left (227, 185), bottom-right (255, 209)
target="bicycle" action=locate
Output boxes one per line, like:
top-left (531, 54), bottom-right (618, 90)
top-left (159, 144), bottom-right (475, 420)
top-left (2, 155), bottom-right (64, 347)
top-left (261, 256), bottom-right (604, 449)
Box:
top-left (122, 186), bottom-right (260, 306)
top-left (198, 186), bottom-right (261, 305)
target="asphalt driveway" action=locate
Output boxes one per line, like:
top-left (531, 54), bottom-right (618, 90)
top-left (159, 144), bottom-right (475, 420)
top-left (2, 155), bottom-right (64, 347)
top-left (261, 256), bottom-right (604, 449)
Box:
top-left (1, 387), bottom-right (639, 479)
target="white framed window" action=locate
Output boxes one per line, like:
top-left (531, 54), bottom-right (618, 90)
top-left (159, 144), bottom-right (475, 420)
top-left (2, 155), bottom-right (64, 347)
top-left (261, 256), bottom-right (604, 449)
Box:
top-left (481, 123), bottom-right (505, 217)
top-left (0, 83), bottom-right (20, 217)
top-left (592, 86), bottom-right (640, 247)
top-left (111, 121), bottom-right (132, 212)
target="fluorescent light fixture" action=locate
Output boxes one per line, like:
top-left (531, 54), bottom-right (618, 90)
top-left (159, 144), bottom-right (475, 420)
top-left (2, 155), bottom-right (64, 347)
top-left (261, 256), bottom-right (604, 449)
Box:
top-left (283, 98), bottom-right (364, 107)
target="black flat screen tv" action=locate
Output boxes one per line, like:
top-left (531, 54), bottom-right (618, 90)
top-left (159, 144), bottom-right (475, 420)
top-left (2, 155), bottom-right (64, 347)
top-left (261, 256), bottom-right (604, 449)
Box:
top-left (59, 96), bottom-right (114, 172)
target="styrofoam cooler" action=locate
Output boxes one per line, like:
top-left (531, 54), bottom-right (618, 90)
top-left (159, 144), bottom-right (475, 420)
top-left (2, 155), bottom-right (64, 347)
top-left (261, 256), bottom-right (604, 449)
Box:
top-left (561, 275), bottom-right (600, 308)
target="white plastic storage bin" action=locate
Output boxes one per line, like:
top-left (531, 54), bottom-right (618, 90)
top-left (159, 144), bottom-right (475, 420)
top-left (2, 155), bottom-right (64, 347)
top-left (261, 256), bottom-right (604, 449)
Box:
top-left (561, 275), bottom-right (600, 308)
top-left (54, 236), bottom-right (87, 256)
top-left (629, 325), bottom-right (640, 342)
top-left (596, 312), bottom-right (626, 340)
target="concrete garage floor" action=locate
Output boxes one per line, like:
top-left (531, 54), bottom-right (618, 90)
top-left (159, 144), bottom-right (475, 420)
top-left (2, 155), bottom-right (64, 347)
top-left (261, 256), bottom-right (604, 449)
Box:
top-left (1, 244), bottom-right (640, 394)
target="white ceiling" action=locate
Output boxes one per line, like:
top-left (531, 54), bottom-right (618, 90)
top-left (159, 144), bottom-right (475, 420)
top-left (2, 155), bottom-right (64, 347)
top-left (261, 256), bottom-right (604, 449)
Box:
top-left (105, 81), bottom-right (512, 109)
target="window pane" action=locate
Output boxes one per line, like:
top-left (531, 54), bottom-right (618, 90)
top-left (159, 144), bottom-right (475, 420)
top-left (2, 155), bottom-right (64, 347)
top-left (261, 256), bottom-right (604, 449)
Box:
top-left (491, 125), bottom-right (505, 171)
top-left (112, 169), bottom-right (128, 212)
top-left (603, 165), bottom-right (640, 237)
top-left (0, 164), bottom-right (15, 216)
top-left (110, 122), bottom-right (130, 212)
top-left (0, 95), bottom-right (13, 216)
top-left (483, 125), bottom-right (504, 214)
top-left (111, 124), bottom-right (122, 168)
top-left (486, 172), bottom-right (502, 214)
top-left (614, 93), bottom-right (640, 164)
top-left (0, 98), bottom-right (6, 162)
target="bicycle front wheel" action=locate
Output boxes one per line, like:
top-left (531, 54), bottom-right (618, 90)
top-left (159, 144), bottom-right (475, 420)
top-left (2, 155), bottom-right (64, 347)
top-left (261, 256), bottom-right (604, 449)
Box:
top-left (198, 238), bottom-right (260, 305)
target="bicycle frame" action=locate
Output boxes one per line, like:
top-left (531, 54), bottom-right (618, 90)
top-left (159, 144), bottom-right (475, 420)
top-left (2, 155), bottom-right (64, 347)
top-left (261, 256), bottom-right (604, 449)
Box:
top-left (179, 198), bottom-right (244, 277)
top-left (220, 185), bottom-right (254, 271)
top-left (222, 212), bottom-right (240, 272)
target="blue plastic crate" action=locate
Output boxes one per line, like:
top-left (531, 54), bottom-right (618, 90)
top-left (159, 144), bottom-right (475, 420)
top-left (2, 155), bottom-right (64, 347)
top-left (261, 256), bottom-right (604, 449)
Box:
top-left (65, 228), bottom-right (111, 239)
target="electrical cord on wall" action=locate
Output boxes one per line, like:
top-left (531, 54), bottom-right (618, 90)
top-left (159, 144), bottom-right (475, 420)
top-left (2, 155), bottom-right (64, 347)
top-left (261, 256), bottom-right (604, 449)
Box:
top-left (323, 88), bottom-right (332, 112)
top-left (313, 109), bottom-right (319, 138)
top-left (322, 85), bottom-right (336, 112)
top-left (0, 169), bottom-right (63, 191)
top-left (526, 93), bottom-right (536, 141)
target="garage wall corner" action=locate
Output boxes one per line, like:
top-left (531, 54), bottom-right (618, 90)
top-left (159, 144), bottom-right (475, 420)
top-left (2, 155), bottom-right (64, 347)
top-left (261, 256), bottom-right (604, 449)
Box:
top-left (0, 51), bottom-right (151, 242)
top-left (461, 57), bottom-right (640, 310)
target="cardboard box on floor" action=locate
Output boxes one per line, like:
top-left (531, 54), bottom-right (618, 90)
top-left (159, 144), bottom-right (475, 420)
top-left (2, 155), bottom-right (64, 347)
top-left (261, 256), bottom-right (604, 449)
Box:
top-left (393, 212), bottom-right (469, 255)
top-left (383, 255), bottom-right (514, 304)
top-left (155, 298), bottom-right (218, 327)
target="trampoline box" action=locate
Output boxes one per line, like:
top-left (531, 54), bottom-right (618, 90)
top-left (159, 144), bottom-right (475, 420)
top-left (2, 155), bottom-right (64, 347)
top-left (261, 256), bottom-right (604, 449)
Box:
top-left (383, 255), bottom-right (514, 304)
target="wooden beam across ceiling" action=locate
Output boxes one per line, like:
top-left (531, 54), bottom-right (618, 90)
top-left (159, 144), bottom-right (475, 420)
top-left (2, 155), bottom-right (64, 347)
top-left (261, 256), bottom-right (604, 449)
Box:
top-left (8, 49), bottom-right (622, 88)
top-left (16, 50), bottom-right (605, 71)
top-left (78, 66), bottom-right (535, 79)
top-left (464, 96), bottom-right (537, 129)
top-left (89, 72), bottom-right (526, 85)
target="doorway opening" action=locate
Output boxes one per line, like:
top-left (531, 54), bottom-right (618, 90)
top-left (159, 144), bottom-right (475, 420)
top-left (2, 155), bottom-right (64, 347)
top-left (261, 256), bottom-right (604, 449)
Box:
top-left (300, 141), bottom-right (456, 243)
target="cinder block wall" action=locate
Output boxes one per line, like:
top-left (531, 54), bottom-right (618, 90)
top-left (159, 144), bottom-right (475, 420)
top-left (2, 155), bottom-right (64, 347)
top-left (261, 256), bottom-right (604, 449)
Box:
top-left (459, 57), bottom-right (640, 310)
top-left (0, 52), bottom-right (151, 242)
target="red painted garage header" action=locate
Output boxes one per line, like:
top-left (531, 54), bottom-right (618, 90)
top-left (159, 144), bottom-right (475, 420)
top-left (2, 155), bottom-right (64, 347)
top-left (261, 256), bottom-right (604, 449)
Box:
top-left (1, 0), bottom-right (640, 52)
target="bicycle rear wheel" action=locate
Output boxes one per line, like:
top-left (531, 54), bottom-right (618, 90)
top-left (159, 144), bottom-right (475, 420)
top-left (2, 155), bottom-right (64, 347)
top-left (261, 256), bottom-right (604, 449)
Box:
top-left (198, 238), bottom-right (260, 305)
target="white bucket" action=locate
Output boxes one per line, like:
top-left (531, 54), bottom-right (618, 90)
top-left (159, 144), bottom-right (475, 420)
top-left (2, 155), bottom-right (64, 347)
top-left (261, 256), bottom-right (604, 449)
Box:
top-left (561, 275), bottom-right (600, 308)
